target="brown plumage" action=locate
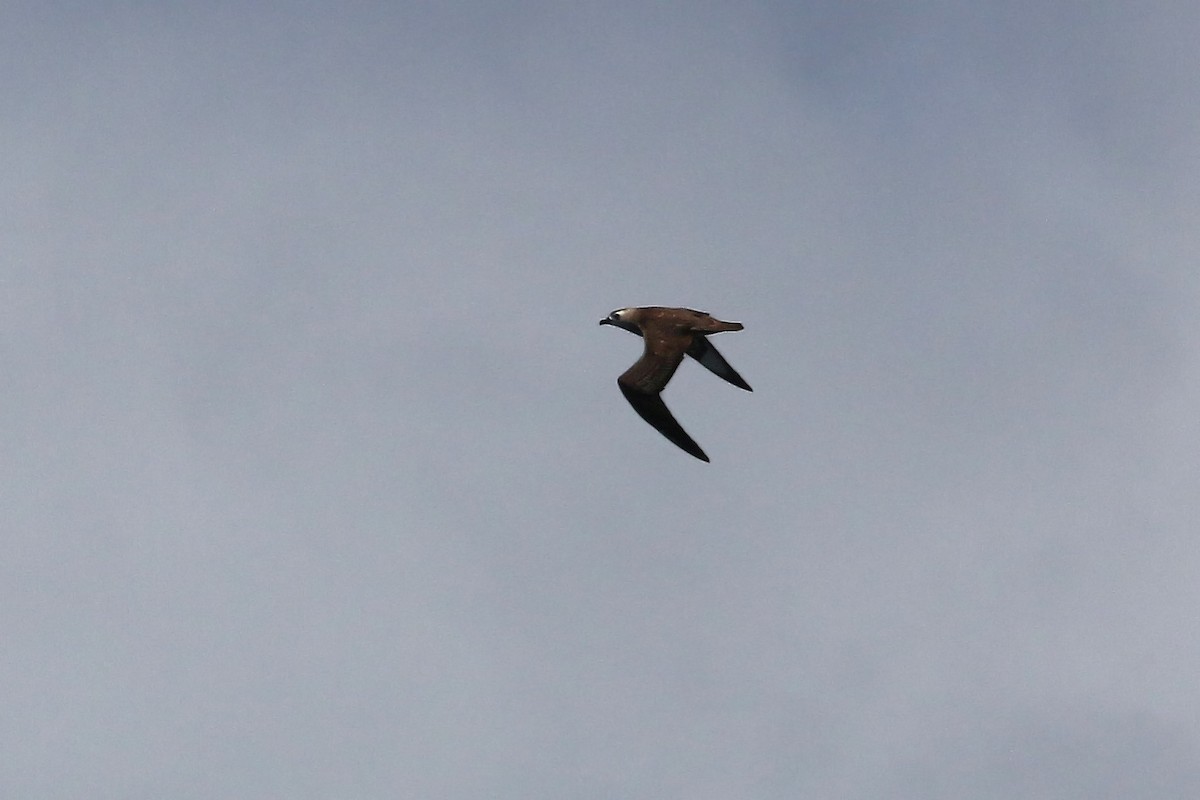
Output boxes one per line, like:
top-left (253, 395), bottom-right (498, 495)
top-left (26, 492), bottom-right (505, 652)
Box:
top-left (599, 306), bottom-right (752, 462)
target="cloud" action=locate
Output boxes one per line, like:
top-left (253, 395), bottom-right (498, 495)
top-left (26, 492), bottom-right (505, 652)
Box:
top-left (3, 3), bottom-right (1199, 797)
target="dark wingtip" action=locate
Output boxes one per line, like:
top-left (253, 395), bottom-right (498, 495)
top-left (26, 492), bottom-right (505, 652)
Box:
top-left (679, 437), bottom-right (711, 462)
top-left (721, 371), bottom-right (753, 392)
top-left (618, 381), bottom-right (711, 462)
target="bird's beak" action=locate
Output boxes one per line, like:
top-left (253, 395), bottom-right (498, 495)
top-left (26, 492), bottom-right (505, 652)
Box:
top-left (598, 318), bottom-right (611, 326)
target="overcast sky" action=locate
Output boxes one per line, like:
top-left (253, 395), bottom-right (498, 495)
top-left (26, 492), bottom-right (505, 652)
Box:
top-left (4, 3), bottom-right (1200, 798)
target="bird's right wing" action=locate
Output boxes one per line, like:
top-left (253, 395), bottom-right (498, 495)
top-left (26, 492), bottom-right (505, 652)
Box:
top-left (618, 333), bottom-right (688, 394)
top-left (617, 381), bottom-right (709, 462)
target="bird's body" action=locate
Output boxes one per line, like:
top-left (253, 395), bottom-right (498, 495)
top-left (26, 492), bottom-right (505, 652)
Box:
top-left (599, 306), bottom-right (751, 461)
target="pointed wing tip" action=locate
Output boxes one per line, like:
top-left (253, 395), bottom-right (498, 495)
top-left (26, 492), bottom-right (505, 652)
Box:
top-left (618, 381), bottom-right (711, 462)
top-left (687, 337), bottom-right (752, 392)
top-left (676, 434), bottom-right (710, 462)
top-left (722, 373), bottom-right (753, 392)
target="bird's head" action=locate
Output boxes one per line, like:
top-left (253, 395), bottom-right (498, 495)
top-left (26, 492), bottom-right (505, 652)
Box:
top-left (599, 308), bottom-right (639, 333)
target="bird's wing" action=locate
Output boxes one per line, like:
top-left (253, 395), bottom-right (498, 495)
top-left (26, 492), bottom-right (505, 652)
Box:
top-left (617, 381), bottom-right (709, 462)
top-left (686, 336), bottom-right (753, 391)
top-left (617, 328), bottom-right (690, 394)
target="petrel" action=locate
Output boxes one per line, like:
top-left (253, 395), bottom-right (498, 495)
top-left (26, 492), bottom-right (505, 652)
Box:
top-left (599, 306), bottom-right (752, 462)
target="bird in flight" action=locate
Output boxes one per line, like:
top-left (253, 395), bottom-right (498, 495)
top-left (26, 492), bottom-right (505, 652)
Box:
top-left (599, 306), bottom-right (752, 462)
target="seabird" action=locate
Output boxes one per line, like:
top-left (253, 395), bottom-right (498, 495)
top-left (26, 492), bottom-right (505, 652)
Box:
top-left (599, 306), bottom-right (752, 462)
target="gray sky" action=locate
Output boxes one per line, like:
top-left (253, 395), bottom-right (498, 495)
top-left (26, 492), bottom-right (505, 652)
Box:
top-left (4, 3), bottom-right (1200, 798)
